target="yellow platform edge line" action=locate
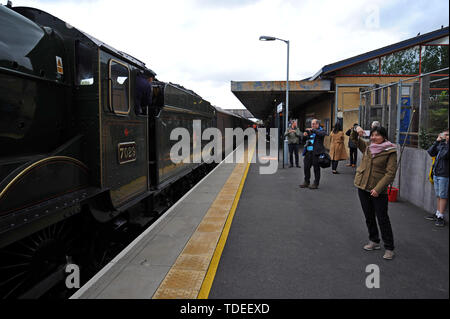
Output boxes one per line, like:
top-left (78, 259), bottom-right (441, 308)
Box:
top-left (197, 147), bottom-right (255, 299)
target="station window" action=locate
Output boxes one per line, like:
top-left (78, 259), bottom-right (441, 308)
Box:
top-left (75, 41), bottom-right (94, 85)
top-left (421, 45), bottom-right (449, 74)
top-left (339, 58), bottom-right (379, 75)
top-left (380, 46), bottom-right (420, 75)
top-left (109, 60), bottom-right (130, 114)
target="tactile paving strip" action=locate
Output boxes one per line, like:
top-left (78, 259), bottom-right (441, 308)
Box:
top-left (152, 147), bottom-right (254, 299)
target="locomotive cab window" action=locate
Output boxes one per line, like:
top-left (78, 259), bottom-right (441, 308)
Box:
top-left (109, 59), bottom-right (130, 114)
top-left (76, 41), bottom-right (94, 85)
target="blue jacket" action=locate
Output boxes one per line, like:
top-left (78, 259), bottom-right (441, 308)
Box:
top-left (428, 141), bottom-right (449, 177)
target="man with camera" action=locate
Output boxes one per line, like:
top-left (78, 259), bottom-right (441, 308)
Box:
top-left (299, 119), bottom-right (327, 189)
top-left (426, 130), bottom-right (449, 227)
top-left (284, 120), bottom-right (302, 168)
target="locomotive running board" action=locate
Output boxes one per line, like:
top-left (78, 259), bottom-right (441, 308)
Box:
top-left (114, 190), bottom-right (155, 213)
top-left (0, 187), bottom-right (104, 249)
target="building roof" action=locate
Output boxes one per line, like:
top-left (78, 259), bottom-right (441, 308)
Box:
top-left (230, 80), bottom-right (331, 120)
top-left (311, 26), bottom-right (449, 80)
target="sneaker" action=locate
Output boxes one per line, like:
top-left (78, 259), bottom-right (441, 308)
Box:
top-left (296, 165), bottom-right (301, 168)
top-left (351, 164), bottom-right (356, 168)
top-left (383, 250), bottom-right (395, 260)
top-left (299, 182), bottom-right (310, 188)
top-left (363, 241), bottom-right (381, 251)
top-left (332, 170), bottom-right (339, 174)
top-left (435, 217), bottom-right (445, 227)
top-left (308, 184), bottom-right (318, 189)
top-left (289, 164), bottom-right (293, 168)
top-left (345, 164), bottom-right (352, 167)
top-left (424, 213), bottom-right (437, 221)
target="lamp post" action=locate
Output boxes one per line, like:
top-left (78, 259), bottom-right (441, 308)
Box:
top-left (259, 35), bottom-right (289, 167)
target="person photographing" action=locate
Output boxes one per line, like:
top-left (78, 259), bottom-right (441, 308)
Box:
top-left (351, 125), bottom-right (397, 260)
top-left (284, 120), bottom-right (302, 168)
top-left (345, 123), bottom-right (359, 167)
top-left (299, 119), bottom-right (327, 189)
top-left (425, 130), bottom-right (449, 227)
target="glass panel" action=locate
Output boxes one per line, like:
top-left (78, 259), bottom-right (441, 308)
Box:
top-left (426, 36), bottom-right (449, 45)
top-left (339, 58), bottom-right (379, 75)
top-left (109, 60), bottom-right (129, 114)
top-left (381, 46), bottom-right (420, 75)
top-left (76, 41), bottom-right (94, 85)
top-left (421, 45), bottom-right (449, 74)
top-left (428, 90), bottom-right (449, 135)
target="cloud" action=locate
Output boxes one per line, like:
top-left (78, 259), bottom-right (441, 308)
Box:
top-left (193, 0), bottom-right (260, 9)
top-left (9, 0), bottom-right (450, 110)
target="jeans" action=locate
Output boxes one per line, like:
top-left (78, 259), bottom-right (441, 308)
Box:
top-left (303, 152), bottom-right (321, 185)
top-left (288, 144), bottom-right (299, 166)
top-left (358, 188), bottom-right (394, 250)
top-left (434, 175), bottom-right (449, 199)
top-left (349, 147), bottom-right (357, 165)
top-left (332, 160), bottom-right (339, 171)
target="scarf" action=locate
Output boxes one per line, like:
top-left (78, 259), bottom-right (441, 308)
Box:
top-left (369, 141), bottom-right (395, 157)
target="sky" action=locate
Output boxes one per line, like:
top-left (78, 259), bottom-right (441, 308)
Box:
top-left (8, 0), bottom-right (450, 110)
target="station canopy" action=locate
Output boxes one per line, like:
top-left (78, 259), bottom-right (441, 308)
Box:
top-left (231, 79), bottom-right (332, 121)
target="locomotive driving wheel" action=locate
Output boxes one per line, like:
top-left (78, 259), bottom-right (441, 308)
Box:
top-left (0, 218), bottom-right (80, 299)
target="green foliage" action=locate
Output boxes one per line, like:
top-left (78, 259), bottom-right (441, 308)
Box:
top-left (419, 127), bottom-right (436, 150)
top-left (421, 45), bottom-right (449, 74)
top-left (381, 46), bottom-right (420, 75)
top-left (428, 90), bottom-right (449, 135)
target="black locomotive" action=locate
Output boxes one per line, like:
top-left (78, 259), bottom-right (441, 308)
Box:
top-left (0, 3), bottom-right (252, 298)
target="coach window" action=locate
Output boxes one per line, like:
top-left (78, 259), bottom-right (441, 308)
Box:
top-left (109, 59), bottom-right (130, 114)
top-left (75, 41), bottom-right (94, 85)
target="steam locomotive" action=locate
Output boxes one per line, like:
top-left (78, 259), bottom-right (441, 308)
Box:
top-left (0, 3), bottom-right (252, 298)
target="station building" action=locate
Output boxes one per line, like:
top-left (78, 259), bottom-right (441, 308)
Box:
top-left (231, 26), bottom-right (449, 148)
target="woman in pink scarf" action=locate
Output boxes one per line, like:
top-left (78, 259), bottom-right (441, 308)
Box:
top-left (351, 126), bottom-right (397, 260)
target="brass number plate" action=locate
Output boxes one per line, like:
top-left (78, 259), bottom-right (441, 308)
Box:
top-left (118, 142), bottom-right (136, 164)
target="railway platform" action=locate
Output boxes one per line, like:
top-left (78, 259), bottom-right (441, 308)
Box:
top-left (71, 144), bottom-right (449, 299)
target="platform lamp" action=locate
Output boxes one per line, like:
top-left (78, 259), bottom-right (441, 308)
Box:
top-left (259, 35), bottom-right (290, 167)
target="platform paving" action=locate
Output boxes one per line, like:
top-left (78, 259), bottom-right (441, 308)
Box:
top-left (71, 155), bottom-right (239, 299)
top-left (209, 151), bottom-right (449, 299)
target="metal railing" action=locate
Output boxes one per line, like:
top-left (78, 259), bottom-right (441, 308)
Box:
top-left (358, 67), bottom-right (449, 148)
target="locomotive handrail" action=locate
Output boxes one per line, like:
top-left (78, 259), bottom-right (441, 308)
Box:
top-left (0, 66), bottom-right (69, 87)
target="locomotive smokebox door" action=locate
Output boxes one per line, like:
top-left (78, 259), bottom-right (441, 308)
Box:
top-left (99, 52), bottom-right (149, 208)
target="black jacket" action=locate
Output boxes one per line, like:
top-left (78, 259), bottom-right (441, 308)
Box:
top-left (345, 128), bottom-right (357, 148)
top-left (304, 128), bottom-right (327, 155)
top-left (427, 141), bottom-right (449, 177)
top-left (135, 74), bottom-right (152, 115)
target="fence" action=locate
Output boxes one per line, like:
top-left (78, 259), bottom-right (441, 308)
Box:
top-left (357, 67), bottom-right (448, 214)
top-left (358, 67), bottom-right (449, 149)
